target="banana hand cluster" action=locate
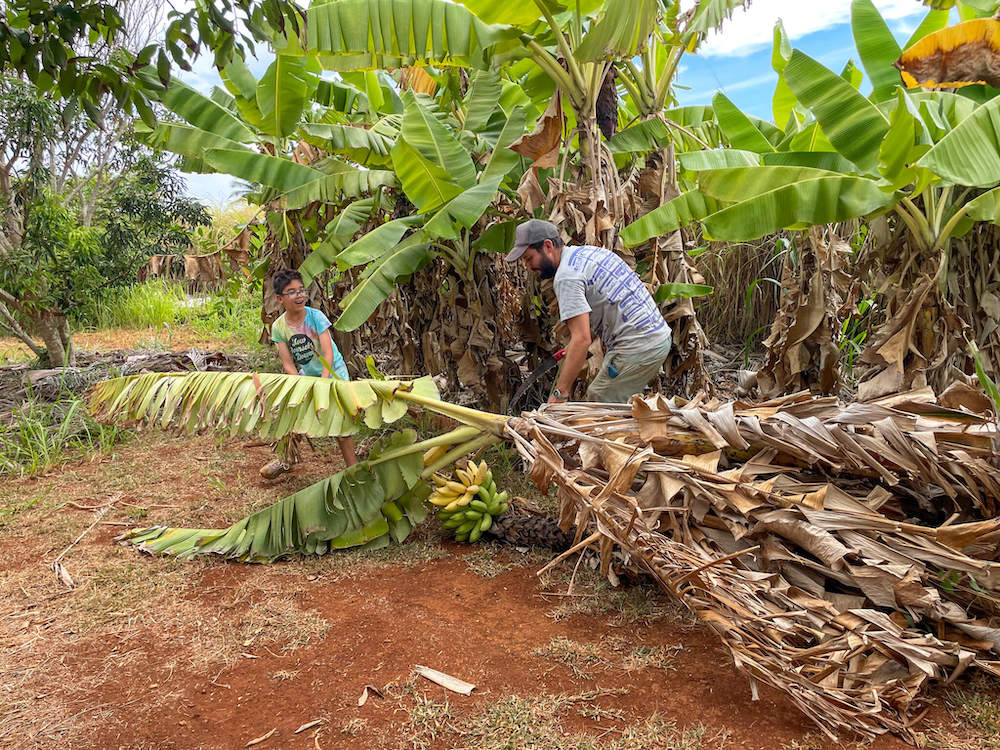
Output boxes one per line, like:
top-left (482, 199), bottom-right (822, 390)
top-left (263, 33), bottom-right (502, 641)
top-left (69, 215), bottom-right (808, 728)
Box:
top-left (428, 460), bottom-right (508, 543)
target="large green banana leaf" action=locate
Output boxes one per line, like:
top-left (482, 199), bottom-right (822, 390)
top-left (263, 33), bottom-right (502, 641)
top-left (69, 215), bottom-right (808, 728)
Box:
top-left (256, 54), bottom-right (316, 138)
top-left (401, 91), bottom-right (478, 188)
top-left (783, 50), bottom-right (888, 173)
top-left (761, 151), bottom-right (857, 172)
top-left (89, 372), bottom-right (440, 440)
top-left (964, 185), bottom-right (1000, 224)
top-left (281, 167), bottom-right (398, 210)
top-left (315, 78), bottom-right (367, 112)
top-left (390, 138), bottom-right (465, 212)
top-left (904, 8), bottom-right (950, 48)
top-left (300, 197), bottom-right (377, 284)
top-left (697, 165), bottom-right (842, 202)
top-left (221, 55), bottom-right (258, 99)
top-left (159, 79), bottom-right (257, 143)
top-left (462, 69), bottom-right (503, 133)
top-left (771, 20), bottom-right (798, 127)
top-left (701, 175), bottom-right (897, 241)
top-left (575, 0), bottom-right (659, 61)
top-left (678, 149), bottom-right (760, 171)
top-left (136, 122), bottom-right (249, 164)
top-left (203, 148), bottom-right (329, 192)
top-left (918, 97), bottom-right (1000, 187)
top-left (850, 0), bottom-right (902, 101)
top-left (123, 430), bottom-right (430, 562)
top-left (300, 118), bottom-right (400, 168)
top-left (335, 216), bottom-right (423, 268)
top-left (336, 234), bottom-right (434, 331)
top-left (712, 92), bottom-right (775, 153)
top-left (621, 191), bottom-right (721, 247)
top-left (306, 0), bottom-right (519, 70)
top-left (684, 0), bottom-right (751, 47)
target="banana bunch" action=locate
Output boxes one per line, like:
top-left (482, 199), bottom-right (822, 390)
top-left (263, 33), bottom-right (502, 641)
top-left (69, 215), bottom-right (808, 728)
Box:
top-left (426, 460), bottom-right (508, 543)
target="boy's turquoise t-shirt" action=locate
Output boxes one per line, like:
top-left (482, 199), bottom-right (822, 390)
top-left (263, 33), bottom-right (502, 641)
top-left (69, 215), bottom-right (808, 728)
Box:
top-left (270, 307), bottom-right (349, 379)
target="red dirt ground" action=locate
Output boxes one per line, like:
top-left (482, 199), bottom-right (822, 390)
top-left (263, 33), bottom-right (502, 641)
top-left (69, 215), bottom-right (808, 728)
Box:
top-left (0, 434), bottom-right (976, 750)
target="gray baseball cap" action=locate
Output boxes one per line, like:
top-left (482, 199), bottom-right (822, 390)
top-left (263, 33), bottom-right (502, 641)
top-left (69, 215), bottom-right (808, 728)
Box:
top-left (505, 219), bottom-right (560, 263)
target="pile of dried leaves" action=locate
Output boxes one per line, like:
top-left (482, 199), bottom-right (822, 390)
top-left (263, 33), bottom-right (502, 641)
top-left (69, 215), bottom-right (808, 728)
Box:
top-left (507, 388), bottom-right (1000, 741)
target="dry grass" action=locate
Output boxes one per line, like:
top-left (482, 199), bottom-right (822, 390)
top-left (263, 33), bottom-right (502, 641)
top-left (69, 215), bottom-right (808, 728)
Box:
top-left (533, 637), bottom-right (604, 679)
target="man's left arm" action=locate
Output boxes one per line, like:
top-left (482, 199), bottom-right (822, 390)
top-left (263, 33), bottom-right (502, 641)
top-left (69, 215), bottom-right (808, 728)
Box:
top-left (549, 312), bottom-right (591, 403)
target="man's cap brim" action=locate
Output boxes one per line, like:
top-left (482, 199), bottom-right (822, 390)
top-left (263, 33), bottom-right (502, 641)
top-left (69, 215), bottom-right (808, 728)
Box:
top-left (505, 244), bottom-right (528, 263)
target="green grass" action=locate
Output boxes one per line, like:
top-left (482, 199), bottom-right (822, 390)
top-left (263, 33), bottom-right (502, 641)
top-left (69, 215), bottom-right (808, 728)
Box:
top-left (0, 393), bottom-right (128, 476)
top-left (85, 279), bottom-right (191, 330)
top-left (75, 279), bottom-right (264, 350)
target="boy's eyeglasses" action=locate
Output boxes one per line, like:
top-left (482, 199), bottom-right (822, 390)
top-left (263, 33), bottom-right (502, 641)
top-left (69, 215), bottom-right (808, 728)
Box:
top-left (280, 289), bottom-right (308, 298)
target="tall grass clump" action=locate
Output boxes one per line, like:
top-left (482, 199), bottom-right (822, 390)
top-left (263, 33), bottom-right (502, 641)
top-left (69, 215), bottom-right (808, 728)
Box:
top-left (0, 392), bottom-right (128, 476)
top-left (694, 237), bottom-right (784, 347)
top-left (83, 280), bottom-right (192, 330)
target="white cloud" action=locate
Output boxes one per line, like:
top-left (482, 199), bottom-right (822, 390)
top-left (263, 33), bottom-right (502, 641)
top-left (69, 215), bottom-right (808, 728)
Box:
top-left (687, 0), bottom-right (928, 58)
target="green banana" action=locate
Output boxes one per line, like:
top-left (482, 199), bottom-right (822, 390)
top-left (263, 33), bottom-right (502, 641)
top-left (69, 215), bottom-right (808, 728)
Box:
top-left (455, 531), bottom-right (469, 542)
top-left (480, 513), bottom-right (492, 531)
top-left (470, 499), bottom-right (489, 512)
top-left (469, 526), bottom-right (482, 543)
top-left (443, 516), bottom-right (464, 529)
top-left (457, 520), bottom-right (476, 534)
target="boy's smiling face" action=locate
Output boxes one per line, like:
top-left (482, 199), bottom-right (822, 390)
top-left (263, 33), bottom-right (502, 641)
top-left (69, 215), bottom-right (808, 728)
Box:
top-left (277, 280), bottom-right (308, 313)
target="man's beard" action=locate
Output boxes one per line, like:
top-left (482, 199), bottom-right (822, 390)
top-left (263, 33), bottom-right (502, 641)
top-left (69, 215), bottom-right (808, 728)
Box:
top-left (538, 257), bottom-right (556, 280)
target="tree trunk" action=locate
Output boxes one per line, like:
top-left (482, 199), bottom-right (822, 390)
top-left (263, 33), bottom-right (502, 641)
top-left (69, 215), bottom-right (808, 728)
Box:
top-left (34, 310), bottom-right (73, 367)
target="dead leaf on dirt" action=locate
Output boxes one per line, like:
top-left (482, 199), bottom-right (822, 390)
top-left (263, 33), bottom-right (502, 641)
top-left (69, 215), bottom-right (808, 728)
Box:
top-left (414, 665), bottom-right (475, 695)
top-left (245, 727), bottom-right (277, 747)
top-left (510, 93), bottom-right (563, 168)
top-left (294, 719), bottom-right (325, 734)
top-left (357, 684), bottom-right (384, 706)
top-left (52, 562), bottom-right (75, 589)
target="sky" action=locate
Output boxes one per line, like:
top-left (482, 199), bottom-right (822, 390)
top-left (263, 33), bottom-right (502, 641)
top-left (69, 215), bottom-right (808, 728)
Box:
top-left (179, 0), bottom-right (943, 204)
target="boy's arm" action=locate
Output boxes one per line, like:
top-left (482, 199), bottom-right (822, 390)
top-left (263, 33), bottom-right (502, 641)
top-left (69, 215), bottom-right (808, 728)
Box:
top-left (318, 330), bottom-right (335, 379)
top-left (275, 342), bottom-right (299, 376)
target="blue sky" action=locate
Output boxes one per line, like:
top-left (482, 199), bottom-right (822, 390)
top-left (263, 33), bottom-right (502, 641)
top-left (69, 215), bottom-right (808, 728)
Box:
top-left (180, 0), bottom-right (942, 203)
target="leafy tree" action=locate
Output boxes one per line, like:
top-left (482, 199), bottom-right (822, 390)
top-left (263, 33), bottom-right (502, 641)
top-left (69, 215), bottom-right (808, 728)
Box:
top-left (0, 191), bottom-right (103, 365)
top-left (0, 0), bottom-right (302, 123)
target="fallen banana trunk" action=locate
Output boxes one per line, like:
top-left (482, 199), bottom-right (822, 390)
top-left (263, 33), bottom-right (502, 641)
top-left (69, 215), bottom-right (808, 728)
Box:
top-left (506, 388), bottom-right (1000, 741)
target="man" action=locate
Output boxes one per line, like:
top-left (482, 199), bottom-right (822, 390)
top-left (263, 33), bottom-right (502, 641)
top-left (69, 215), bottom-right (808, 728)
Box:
top-left (506, 219), bottom-right (672, 404)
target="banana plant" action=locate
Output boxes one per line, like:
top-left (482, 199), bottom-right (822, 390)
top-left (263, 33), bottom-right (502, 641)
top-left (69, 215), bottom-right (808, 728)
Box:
top-left (90, 371), bottom-right (507, 561)
top-left (620, 0), bottom-right (1000, 397)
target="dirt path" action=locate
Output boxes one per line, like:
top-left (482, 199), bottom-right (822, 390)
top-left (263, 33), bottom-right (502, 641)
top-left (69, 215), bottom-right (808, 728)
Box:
top-left (0, 434), bottom-right (989, 749)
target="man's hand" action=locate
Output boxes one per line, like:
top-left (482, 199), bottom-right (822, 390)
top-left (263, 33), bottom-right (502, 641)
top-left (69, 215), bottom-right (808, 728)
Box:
top-left (547, 392), bottom-right (567, 404)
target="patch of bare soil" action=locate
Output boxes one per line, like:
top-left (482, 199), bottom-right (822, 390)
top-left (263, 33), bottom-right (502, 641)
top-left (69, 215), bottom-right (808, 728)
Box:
top-left (0, 433), bottom-right (993, 750)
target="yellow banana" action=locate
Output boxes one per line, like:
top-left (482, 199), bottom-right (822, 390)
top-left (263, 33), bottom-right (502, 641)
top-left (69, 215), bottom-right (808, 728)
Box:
top-left (474, 461), bottom-right (487, 485)
top-left (431, 474), bottom-right (449, 487)
top-left (445, 498), bottom-right (463, 511)
top-left (429, 493), bottom-right (453, 507)
top-left (456, 490), bottom-right (475, 507)
top-left (456, 466), bottom-right (472, 486)
top-left (444, 480), bottom-right (466, 495)
top-left (423, 446), bottom-right (449, 466)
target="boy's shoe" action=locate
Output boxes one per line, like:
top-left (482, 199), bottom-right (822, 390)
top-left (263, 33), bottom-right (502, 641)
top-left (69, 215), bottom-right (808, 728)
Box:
top-left (259, 458), bottom-right (292, 479)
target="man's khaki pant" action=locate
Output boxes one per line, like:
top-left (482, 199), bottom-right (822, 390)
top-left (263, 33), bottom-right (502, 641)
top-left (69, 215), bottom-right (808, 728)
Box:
top-left (585, 339), bottom-right (672, 404)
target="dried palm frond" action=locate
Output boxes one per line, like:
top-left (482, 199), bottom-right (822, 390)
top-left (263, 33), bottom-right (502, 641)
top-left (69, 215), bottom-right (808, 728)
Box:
top-left (507, 390), bottom-right (1000, 740)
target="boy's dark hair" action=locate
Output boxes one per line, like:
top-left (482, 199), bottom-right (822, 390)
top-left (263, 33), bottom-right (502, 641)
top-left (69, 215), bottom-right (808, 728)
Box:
top-left (272, 269), bottom-right (303, 296)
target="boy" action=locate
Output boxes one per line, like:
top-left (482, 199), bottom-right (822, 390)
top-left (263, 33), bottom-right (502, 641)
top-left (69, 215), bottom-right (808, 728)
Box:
top-left (260, 268), bottom-right (358, 479)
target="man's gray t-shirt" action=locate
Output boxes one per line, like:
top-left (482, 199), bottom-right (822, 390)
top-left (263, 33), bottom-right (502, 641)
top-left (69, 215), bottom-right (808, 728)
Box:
top-left (552, 245), bottom-right (671, 355)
